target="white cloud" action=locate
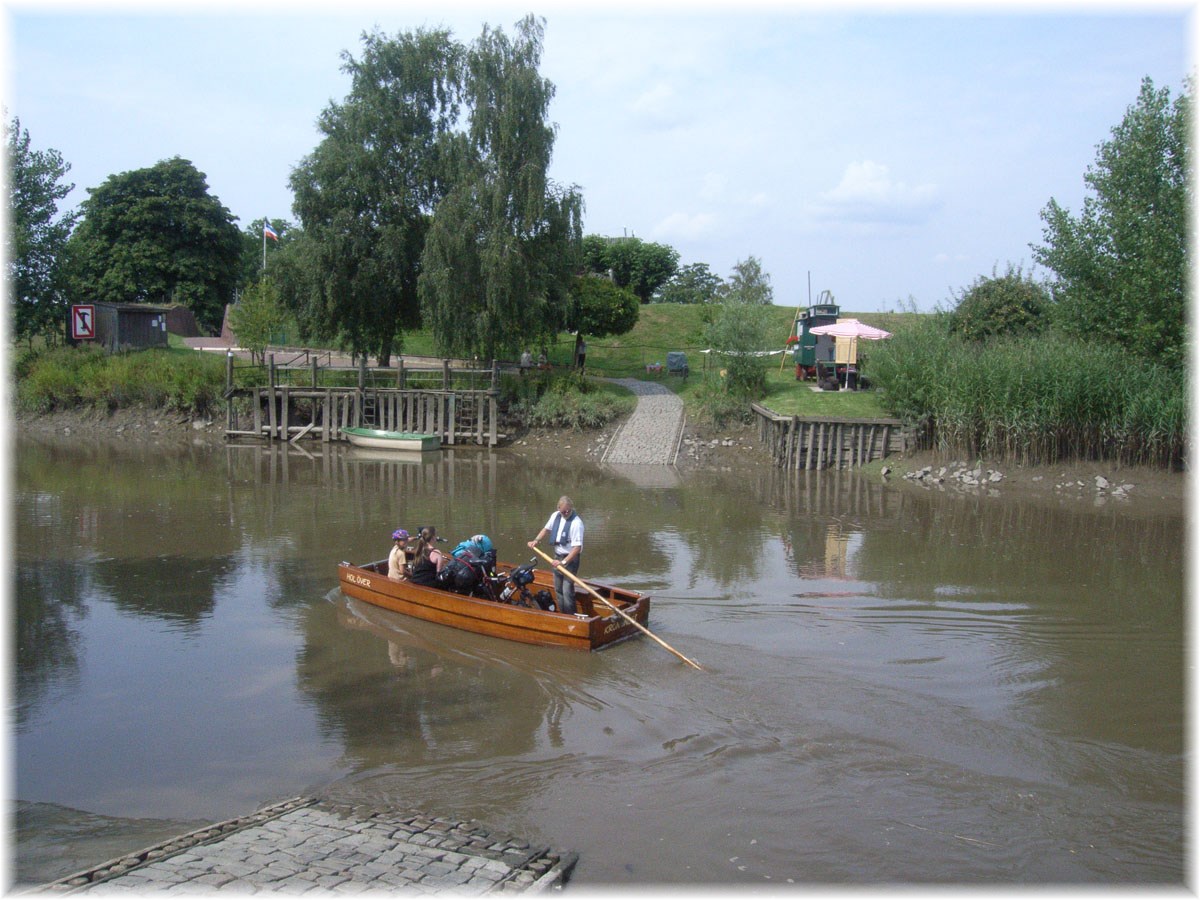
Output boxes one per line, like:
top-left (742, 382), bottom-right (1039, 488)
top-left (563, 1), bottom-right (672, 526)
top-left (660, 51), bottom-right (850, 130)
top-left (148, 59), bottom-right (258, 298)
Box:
top-left (809, 160), bottom-right (941, 230)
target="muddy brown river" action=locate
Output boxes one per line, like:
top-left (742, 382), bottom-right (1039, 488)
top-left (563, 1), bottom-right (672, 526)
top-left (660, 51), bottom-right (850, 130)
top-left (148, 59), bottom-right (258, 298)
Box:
top-left (14, 434), bottom-right (1184, 885)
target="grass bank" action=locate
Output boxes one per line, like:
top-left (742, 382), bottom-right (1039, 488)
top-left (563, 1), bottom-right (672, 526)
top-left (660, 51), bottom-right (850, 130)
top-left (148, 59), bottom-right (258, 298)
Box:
top-left (15, 305), bottom-right (906, 427)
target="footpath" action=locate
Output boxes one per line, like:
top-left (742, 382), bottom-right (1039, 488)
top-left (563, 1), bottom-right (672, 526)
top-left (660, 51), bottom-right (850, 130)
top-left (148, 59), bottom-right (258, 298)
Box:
top-left (39, 797), bottom-right (575, 894)
top-left (601, 379), bottom-right (685, 466)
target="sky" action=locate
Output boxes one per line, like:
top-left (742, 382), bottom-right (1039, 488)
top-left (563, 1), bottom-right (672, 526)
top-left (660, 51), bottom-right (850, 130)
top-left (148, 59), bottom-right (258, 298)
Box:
top-left (2, 1), bottom-right (1193, 312)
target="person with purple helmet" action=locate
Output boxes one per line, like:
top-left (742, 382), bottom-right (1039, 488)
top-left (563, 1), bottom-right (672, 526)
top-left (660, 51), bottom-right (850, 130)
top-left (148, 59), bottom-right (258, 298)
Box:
top-left (388, 528), bottom-right (410, 580)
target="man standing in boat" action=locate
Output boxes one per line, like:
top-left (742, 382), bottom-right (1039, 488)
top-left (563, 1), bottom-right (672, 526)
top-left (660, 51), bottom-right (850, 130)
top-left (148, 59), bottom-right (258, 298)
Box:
top-left (529, 496), bottom-right (583, 615)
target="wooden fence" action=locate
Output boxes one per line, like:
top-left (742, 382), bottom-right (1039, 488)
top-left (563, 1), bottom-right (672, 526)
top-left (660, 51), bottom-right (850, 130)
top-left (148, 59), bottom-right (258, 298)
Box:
top-left (751, 403), bottom-right (909, 470)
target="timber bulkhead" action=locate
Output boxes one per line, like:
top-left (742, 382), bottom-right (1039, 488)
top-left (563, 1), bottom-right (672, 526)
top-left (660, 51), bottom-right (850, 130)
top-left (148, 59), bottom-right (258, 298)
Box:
top-left (751, 403), bottom-right (910, 470)
top-left (224, 352), bottom-right (503, 447)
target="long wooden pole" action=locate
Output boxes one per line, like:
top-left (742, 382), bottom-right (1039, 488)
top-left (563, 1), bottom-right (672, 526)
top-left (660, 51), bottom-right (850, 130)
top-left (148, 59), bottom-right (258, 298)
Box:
top-left (530, 546), bottom-right (702, 670)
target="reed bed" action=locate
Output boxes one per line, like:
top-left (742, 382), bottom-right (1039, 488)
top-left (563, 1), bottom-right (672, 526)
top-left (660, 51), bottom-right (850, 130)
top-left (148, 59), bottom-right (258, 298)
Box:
top-left (868, 317), bottom-right (1186, 468)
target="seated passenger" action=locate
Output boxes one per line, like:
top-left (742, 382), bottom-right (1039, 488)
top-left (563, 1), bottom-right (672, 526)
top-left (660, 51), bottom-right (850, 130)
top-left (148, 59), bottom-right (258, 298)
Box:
top-left (408, 542), bottom-right (440, 587)
top-left (387, 529), bottom-right (410, 581)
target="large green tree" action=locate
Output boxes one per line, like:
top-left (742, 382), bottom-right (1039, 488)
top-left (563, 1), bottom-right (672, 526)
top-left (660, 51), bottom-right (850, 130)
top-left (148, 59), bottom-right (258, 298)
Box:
top-left (420, 15), bottom-right (582, 360)
top-left (290, 27), bottom-right (462, 364)
top-left (65, 157), bottom-right (240, 333)
top-left (581, 234), bottom-right (679, 304)
top-left (1033, 76), bottom-right (1190, 368)
top-left (6, 115), bottom-right (77, 344)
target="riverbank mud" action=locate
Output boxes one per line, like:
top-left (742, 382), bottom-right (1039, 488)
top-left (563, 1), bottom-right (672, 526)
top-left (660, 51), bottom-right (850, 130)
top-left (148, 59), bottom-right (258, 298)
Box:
top-left (16, 405), bottom-right (1184, 512)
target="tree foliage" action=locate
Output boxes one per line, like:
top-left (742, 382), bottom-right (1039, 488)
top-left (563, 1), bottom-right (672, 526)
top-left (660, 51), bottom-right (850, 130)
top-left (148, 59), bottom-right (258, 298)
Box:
top-left (1033, 76), bottom-right (1190, 368)
top-left (65, 157), bottom-right (241, 333)
top-left (6, 115), bottom-right (77, 344)
top-left (705, 257), bottom-right (775, 399)
top-left (655, 262), bottom-right (724, 304)
top-left (581, 234), bottom-right (679, 303)
top-left (568, 274), bottom-right (639, 339)
top-left (289, 27), bottom-right (462, 364)
top-left (237, 216), bottom-right (295, 290)
top-left (227, 277), bottom-right (287, 365)
top-left (720, 255), bottom-right (774, 306)
top-left (949, 264), bottom-right (1050, 342)
top-left (419, 15), bottom-right (582, 360)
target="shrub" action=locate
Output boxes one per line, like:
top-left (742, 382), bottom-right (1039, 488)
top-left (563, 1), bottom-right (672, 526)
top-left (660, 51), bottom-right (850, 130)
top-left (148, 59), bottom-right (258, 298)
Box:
top-left (948, 264), bottom-right (1050, 342)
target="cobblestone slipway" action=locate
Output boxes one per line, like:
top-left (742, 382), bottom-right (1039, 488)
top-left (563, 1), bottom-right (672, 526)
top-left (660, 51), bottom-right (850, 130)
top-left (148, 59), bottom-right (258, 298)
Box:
top-left (39, 798), bottom-right (575, 894)
top-left (600, 379), bottom-right (685, 466)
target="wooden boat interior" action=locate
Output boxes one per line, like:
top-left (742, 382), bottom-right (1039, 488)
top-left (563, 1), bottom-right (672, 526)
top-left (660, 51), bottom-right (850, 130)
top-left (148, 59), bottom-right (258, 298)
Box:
top-left (358, 558), bottom-right (640, 619)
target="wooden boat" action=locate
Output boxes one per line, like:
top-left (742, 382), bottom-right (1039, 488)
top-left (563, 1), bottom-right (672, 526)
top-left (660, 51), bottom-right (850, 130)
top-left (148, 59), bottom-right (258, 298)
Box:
top-left (336, 558), bottom-right (650, 651)
top-left (341, 427), bottom-right (441, 452)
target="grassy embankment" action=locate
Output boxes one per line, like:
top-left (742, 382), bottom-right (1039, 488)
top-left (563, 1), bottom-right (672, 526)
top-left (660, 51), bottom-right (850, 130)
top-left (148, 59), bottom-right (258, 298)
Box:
top-left (15, 305), bottom-right (1183, 469)
top-left (14, 305), bottom-right (908, 425)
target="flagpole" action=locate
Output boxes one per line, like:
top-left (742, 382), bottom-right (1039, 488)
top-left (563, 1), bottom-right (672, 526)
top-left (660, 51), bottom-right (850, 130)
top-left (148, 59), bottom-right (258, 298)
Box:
top-left (262, 224), bottom-right (267, 273)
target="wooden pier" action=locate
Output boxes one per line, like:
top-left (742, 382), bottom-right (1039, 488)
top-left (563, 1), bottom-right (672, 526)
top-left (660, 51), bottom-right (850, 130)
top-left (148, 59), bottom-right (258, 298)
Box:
top-left (224, 353), bottom-right (503, 447)
top-left (752, 403), bottom-right (909, 470)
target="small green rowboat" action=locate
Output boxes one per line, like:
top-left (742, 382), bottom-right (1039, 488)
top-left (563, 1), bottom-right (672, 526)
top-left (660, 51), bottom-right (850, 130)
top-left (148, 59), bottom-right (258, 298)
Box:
top-left (341, 427), bottom-right (441, 452)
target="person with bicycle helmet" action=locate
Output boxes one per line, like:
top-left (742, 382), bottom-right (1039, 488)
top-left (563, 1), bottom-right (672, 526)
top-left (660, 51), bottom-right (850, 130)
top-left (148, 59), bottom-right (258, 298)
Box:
top-left (387, 529), bottom-right (410, 581)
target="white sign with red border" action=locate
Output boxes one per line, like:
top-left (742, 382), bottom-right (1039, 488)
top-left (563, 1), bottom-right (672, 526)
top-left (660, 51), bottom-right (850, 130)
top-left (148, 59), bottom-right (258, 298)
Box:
top-left (71, 304), bottom-right (95, 340)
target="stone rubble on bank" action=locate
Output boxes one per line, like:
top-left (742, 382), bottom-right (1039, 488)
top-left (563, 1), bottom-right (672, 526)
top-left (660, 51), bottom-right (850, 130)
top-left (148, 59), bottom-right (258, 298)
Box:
top-left (887, 461), bottom-right (1136, 501)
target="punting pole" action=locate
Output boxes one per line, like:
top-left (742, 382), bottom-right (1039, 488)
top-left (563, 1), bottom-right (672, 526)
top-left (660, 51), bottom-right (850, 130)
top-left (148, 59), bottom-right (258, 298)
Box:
top-left (530, 546), bottom-right (703, 670)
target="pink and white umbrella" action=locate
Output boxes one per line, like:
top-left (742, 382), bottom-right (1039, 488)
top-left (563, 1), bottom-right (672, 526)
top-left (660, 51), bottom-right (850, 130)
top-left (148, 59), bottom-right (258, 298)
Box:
top-left (808, 318), bottom-right (892, 340)
top-left (808, 319), bottom-right (891, 389)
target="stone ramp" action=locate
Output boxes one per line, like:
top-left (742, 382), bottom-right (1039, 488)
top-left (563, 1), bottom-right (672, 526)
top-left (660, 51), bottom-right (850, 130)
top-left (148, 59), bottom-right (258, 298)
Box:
top-left (40, 797), bottom-right (576, 894)
top-left (601, 379), bottom-right (685, 466)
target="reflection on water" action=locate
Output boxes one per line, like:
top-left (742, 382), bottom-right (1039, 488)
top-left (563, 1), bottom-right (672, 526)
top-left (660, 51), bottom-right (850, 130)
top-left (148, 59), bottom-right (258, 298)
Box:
top-left (14, 435), bottom-right (1184, 885)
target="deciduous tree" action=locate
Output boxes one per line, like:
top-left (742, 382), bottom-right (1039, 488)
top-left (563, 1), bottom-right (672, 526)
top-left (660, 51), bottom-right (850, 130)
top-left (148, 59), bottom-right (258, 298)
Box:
top-left (720, 255), bottom-right (774, 306)
top-left (655, 262), bottom-right (723, 304)
top-left (420, 15), bottom-right (582, 360)
top-left (65, 157), bottom-right (240, 333)
top-left (581, 234), bottom-right (679, 303)
top-left (1033, 76), bottom-right (1190, 367)
top-left (290, 27), bottom-right (462, 365)
top-left (6, 115), bottom-right (77, 344)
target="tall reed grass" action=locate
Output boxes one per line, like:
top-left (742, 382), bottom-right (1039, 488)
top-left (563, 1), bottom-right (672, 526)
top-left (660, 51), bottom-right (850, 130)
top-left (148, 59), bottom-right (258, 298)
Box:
top-left (869, 317), bottom-right (1185, 467)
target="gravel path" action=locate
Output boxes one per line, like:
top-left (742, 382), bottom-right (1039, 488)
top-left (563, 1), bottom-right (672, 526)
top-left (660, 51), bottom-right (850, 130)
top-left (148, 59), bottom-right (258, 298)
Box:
top-left (601, 379), bottom-right (685, 466)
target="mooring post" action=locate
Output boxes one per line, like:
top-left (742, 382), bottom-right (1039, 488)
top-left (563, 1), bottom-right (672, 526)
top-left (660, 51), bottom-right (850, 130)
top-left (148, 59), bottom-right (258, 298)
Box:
top-left (311, 356), bottom-right (318, 389)
top-left (358, 356), bottom-right (366, 391)
top-left (442, 359), bottom-right (451, 390)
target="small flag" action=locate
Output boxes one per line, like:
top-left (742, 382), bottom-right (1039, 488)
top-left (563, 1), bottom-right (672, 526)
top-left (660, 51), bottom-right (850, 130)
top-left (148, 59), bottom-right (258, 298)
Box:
top-left (264, 222), bottom-right (279, 241)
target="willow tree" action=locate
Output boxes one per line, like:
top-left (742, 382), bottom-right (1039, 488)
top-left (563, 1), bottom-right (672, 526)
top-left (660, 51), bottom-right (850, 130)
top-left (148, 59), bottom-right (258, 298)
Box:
top-left (419, 15), bottom-right (583, 361)
top-left (289, 27), bottom-right (462, 364)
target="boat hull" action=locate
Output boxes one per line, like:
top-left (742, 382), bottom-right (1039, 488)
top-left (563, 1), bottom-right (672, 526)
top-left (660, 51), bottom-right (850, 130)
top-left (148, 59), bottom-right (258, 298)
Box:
top-left (337, 560), bottom-right (650, 651)
top-left (341, 428), bottom-right (441, 451)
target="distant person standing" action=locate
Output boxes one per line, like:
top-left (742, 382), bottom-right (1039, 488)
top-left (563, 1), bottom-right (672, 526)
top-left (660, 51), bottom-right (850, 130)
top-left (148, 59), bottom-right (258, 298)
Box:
top-left (576, 339), bottom-right (587, 372)
top-left (519, 349), bottom-right (533, 376)
top-left (528, 496), bottom-right (584, 615)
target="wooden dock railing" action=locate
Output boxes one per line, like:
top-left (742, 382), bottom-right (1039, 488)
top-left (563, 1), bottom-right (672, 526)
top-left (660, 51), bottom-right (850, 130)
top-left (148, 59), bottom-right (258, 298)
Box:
top-left (224, 353), bottom-right (503, 446)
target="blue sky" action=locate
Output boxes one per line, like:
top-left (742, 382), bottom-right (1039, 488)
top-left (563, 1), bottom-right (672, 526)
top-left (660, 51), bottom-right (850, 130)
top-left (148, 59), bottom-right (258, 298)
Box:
top-left (3, 2), bottom-right (1193, 311)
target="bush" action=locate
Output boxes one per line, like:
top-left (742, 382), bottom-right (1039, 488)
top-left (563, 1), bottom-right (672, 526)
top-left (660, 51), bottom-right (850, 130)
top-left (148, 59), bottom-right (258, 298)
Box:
top-left (948, 264), bottom-right (1050, 342)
